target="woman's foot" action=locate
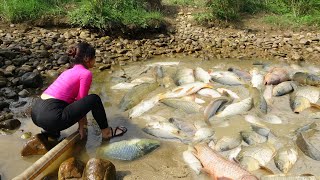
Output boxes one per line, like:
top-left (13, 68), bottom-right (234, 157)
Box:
top-left (102, 126), bottom-right (127, 140)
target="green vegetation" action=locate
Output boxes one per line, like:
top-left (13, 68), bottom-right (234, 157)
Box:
top-left (0, 0), bottom-right (163, 29)
top-left (162, 0), bottom-right (207, 6)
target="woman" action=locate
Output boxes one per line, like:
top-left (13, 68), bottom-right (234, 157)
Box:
top-left (31, 42), bottom-right (127, 140)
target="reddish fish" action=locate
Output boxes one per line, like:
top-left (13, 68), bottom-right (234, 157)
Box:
top-left (264, 68), bottom-right (289, 85)
top-left (194, 143), bottom-right (258, 180)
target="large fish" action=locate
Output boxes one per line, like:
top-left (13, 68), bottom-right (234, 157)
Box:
top-left (142, 121), bottom-right (189, 142)
top-left (194, 67), bottom-right (211, 83)
top-left (217, 88), bottom-right (240, 99)
top-left (168, 117), bottom-right (197, 137)
top-left (182, 147), bottom-right (202, 175)
top-left (98, 139), bottom-right (160, 161)
top-left (241, 130), bottom-right (267, 145)
top-left (197, 88), bottom-right (221, 98)
top-left (193, 143), bottom-right (258, 180)
top-left (263, 85), bottom-right (273, 104)
top-left (129, 94), bottom-right (162, 118)
top-left (162, 82), bottom-right (213, 99)
top-left (264, 67), bottom-right (289, 85)
top-left (216, 97), bottom-right (253, 118)
top-left (250, 68), bottom-right (264, 89)
top-left (272, 81), bottom-right (297, 96)
top-left (274, 146), bottom-right (298, 174)
top-left (236, 143), bottom-right (276, 168)
top-left (174, 68), bottom-right (195, 85)
top-left (292, 72), bottom-right (320, 86)
top-left (290, 95), bottom-right (311, 113)
top-left (204, 97), bottom-right (232, 120)
top-left (160, 98), bottom-right (202, 113)
top-left (295, 86), bottom-right (320, 103)
top-left (250, 87), bottom-right (268, 114)
top-left (119, 82), bottom-right (158, 111)
top-left (111, 82), bottom-right (137, 90)
top-left (296, 129), bottom-right (320, 161)
top-left (214, 135), bottom-right (242, 152)
top-left (209, 71), bottom-right (245, 86)
top-left (228, 67), bottom-right (252, 81)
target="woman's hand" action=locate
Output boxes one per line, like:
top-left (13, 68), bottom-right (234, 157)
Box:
top-left (78, 117), bottom-right (88, 140)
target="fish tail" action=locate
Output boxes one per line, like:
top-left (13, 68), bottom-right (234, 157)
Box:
top-left (310, 103), bottom-right (320, 109)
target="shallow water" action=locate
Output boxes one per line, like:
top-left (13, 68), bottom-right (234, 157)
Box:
top-left (1, 56), bottom-right (320, 179)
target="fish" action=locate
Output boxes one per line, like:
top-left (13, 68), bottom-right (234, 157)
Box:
top-left (162, 82), bottom-right (213, 99)
top-left (244, 114), bottom-right (265, 126)
top-left (250, 68), bottom-right (264, 89)
top-left (296, 129), bottom-right (320, 161)
top-left (290, 95), bottom-right (311, 113)
top-left (160, 98), bottom-right (202, 113)
top-left (295, 86), bottom-right (320, 103)
top-left (193, 143), bottom-right (258, 180)
top-left (263, 85), bottom-right (273, 104)
top-left (236, 143), bottom-right (276, 167)
top-left (241, 130), bottom-right (267, 145)
top-left (217, 88), bottom-right (240, 99)
top-left (119, 82), bottom-right (158, 111)
top-left (142, 121), bottom-right (188, 142)
top-left (194, 67), bottom-right (211, 83)
top-left (197, 88), bottom-right (221, 98)
top-left (251, 123), bottom-right (271, 137)
top-left (98, 139), bottom-right (160, 161)
top-left (227, 146), bottom-right (242, 161)
top-left (209, 71), bottom-right (245, 85)
top-left (180, 95), bottom-right (206, 104)
top-left (274, 146), bottom-right (298, 174)
top-left (250, 87), bottom-right (268, 114)
top-left (238, 156), bottom-right (261, 171)
top-left (168, 117), bottom-right (197, 137)
top-left (261, 174), bottom-right (317, 180)
top-left (216, 97), bottom-right (253, 118)
top-left (204, 97), bottom-right (232, 120)
top-left (182, 147), bottom-right (202, 175)
top-left (228, 67), bottom-right (252, 81)
top-left (264, 67), bottom-right (289, 85)
top-left (174, 68), bottom-right (195, 85)
top-left (308, 112), bottom-right (320, 119)
top-left (214, 135), bottom-right (242, 152)
top-left (154, 65), bottom-right (164, 78)
top-left (130, 77), bottom-right (155, 84)
top-left (193, 127), bottom-right (215, 142)
top-left (263, 114), bottom-right (283, 124)
top-left (272, 81), bottom-right (297, 96)
top-left (129, 94), bottom-right (162, 118)
top-left (111, 82), bottom-right (137, 90)
top-left (293, 72), bottom-right (320, 86)
top-left (146, 61), bottom-right (180, 67)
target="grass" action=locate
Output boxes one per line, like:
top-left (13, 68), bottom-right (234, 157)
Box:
top-left (263, 13), bottom-right (320, 29)
top-left (162, 0), bottom-right (207, 7)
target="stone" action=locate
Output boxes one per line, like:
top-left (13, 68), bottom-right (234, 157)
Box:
top-left (0, 50), bottom-right (19, 59)
top-left (0, 77), bottom-right (7, 88)
top-left (20, 72), bottom-right (43, 88)
top-left (18, 89), bottom-right (29, 97)
top-left (57, 55), bottom-right (69, 65)
top-left (58, 157), bottom-right (85, 180)
top-left (20, 133), bottom-right (57, 156)
top-left (83, 158), bottom-right (116, 180)
top-left (46, 70), bottom-right (59, 78)
top-left (1, 88), bottom-right (18, 99)
top-left (0, 101), bottom-right (9, 111)
top-left (11, 101), bottom-right (27, 108)
top-left (0, 119), bottom-right (21, 130)
top-left (98, 65), bottom-right (111, 71)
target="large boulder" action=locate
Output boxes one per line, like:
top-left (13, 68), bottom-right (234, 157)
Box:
top-left (20, 72), bottom-right (43, 88)
top-left (0, 119), bottom-right (21, 130)
top-left (20, 133), bottom-right (57, 156)
top-left (83, 158), bottom-right (116, 180)
top-left (58, 157), bottom-right (85, 180)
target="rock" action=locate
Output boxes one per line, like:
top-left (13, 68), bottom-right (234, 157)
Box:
top-left (1, 87), bottom-right (18, 99)
top-left (5, 65), bottom-right (16, 74)
top-left (0, 102), bottom-right (9, 111)
top-left (58, 157), bottom-right (85, 180)
top-left (18, 89), bottom-right (29, 97)
top-left (83, 158), bottom-right (116, 180)
top-left (20, 72), bottom-right (43, 88)
top-left (57, 55), bottom-right (69, 65)
top-left (46, 70), bottom-right (59, 78)
top-left (98, 65), bottom-right (111, 71)
top-left (299, 39), bottom-right (311, 45)
top-left (0, 119), bottom-right (21, 130)
top-left (0, 50), bottom-right (19, 59)
top-left (11, 101), bottom-right (27, 108)
top-left (20, 133), bottom-right (57, 156)
top-left (0, 77), bottom-right (7, 88)
top-left (292, 53), bottom-right (303, 61)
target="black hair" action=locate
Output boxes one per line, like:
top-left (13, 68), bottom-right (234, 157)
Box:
top-left (67, 42), bottom-right (95, 67)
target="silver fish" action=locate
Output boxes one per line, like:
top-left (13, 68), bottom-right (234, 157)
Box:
top-left (274, 146), bottom-right (298, 174)
top-left (216, 97), bottom-right (253, 118)
top-left (174, 68), bottom-right (195, 85)
top-left (250, 68), bottom-right (264, 89)
top-left (195, 67), bottom-right (211, 83)
top-left (160, 98), bottom-right (202, 113)
top-left (98, 139), bottom-right (160, 161)
top-left (163, 82), bottom-right (213, 99)
top-left (168, 117), bottom-right (197, 136)
top-left (296, 129), bottom-right (320, 161)
top-left (204, 97), bottom-right (231, 120)
top-left (197, 88), bottom-right (221, 98)
top-left (129, 94), bottom-right (162, 118)
top-left (295, 86), bottom-right (320, 103)
top-left (183, 147), bottom-right (202, 175)
top-left (241, 130), bottom-right (267, 145)
top-left (210, 71), bottom-right (244, 86)
top-left (272, 81), bottom-right (297, 96)
top-left (214, 135), bottom-right (242, 152)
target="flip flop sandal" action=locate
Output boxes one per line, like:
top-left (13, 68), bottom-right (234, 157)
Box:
top-left (112, 126), bottom-right (128, 138)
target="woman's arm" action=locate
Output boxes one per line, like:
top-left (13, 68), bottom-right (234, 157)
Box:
top-left (76, 71), bottom-right (92, 100)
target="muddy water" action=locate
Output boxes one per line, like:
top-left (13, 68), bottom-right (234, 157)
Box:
top-left (1, 56), bottom-right (320, 179)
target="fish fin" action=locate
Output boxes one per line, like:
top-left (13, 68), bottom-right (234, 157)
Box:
top-left (259, 165), bottom-right (274, 175)
top-left (310, 103), bottom-right (320, 109)
top-left (173, 87), bottom-right (183, 92)
top-left (186, 87), bottom-right (195, 93)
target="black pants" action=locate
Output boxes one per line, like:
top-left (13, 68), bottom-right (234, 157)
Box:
top-left (31, 94), bottom-right (109, 136)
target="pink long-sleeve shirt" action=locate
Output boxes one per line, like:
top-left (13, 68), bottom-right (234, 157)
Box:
top-left (44, 64), bottom-right (92, 104)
